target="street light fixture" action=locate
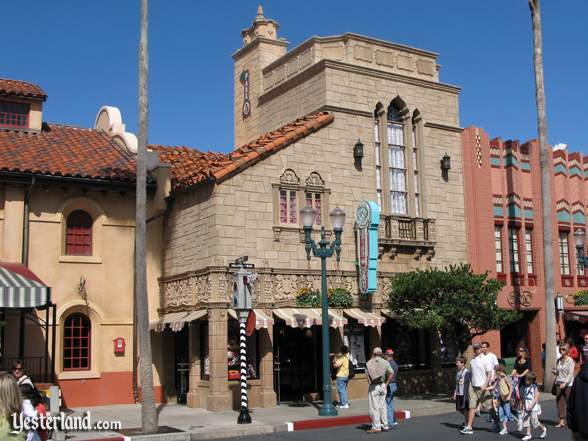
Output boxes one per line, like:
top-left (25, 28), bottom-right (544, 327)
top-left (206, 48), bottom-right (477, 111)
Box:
top-left (300, 205), bottom-right (346, 417)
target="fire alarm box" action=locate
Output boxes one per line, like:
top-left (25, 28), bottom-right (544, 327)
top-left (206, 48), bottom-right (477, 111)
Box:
top-left (113, 337), bottom-right (126, 355)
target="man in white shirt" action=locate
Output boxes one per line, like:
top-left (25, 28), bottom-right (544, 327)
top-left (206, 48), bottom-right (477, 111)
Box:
top-left (481, 341), bottom-right (499, 370)
top-left (461, 344), bottom-right (493, 435)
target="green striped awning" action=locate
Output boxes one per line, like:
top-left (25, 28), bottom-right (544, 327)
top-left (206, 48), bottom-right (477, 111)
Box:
top-left (0, 262), bottom-right (50, 308)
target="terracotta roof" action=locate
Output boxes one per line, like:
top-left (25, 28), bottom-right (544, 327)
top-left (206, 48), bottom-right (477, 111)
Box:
top-left (153, 112), bottom-right (334, 191)
top-left (0, 123), bottom-right (136, 183)
top-left (0, 78), bottom-right (47, 101)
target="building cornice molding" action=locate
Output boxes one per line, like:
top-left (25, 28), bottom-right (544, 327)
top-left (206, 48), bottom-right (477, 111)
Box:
top-left (424, 122), bottom-right (463, 133)
top-left (232, 37), bottom-right (289, 61)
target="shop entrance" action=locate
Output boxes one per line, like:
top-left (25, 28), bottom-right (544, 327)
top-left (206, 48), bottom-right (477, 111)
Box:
top-left (273, 323), bottom-right (322, 403)
top-left (500, 310), bottom-right (537, 370)
top-left (174, 325), bottom-right (189, 404)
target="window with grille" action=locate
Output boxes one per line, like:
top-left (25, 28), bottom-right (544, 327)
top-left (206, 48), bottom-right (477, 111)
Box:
top-left (65, 210), bottom-right (93, 255)
top-left (495, 225), bottom-right (503, 273)
top-left (0, 101), bottom-right (29, 129)
top-left (387, 105), bottom-right (407, 215)
top-left (63, 313), bottom-right (91, 371)
top-left (374, 122), bottom-right (382, 209)
top-left (508, 228), bottom-right (520, 273)
top-left (305, 192), bottom-right (322, 225)
top-left (559, 231), bottom-right (570, 275)
top-left (279, 190), bottom-right (297, 225)
top-left (576, 229), bottom-right (585, 276)
top-left (525, 229), bottom-right (534, 274)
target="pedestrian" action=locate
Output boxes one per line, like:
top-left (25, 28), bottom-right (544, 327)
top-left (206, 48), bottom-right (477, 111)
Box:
top-left (481, 342), bottom-right (499, 369)
top-left (511, 346), bottom-right (530, 430)
top-left (460, 343), bottom-right (493, 435)
top-left (520, 372), bottom-right (547, 441)
top-left (553, 343), bottom-right (575, 428)
top-left (384, 349), bottom-right (399, 428)
top-left (583, 333), bottom-right (588, 365)
top-left (365, 347), bottom-right (393, 434)
top-left (332, 345), bottom-right (350, 409)
top-left (485, 365), bottom-right (512, 435)
top-left (11, 362), bottom-right (35, 391)
top-left (0, 372), bottom-right (25, 440)
top-left (453, 356), bottom-right (470, 429)
top-left (567, 356), bottom-right (588, 441)
top-left (18, 384), bottom-right (41, 441)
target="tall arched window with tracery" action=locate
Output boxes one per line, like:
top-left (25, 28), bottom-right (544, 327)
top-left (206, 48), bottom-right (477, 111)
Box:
top-left (374, 104), bottom-right (383, 209)
top-left (412, 110), bottom-right (422, 216)
top-left (63, 313), bottom-right (91, 371)
top-left (387, 101), bottom-right (407, 215)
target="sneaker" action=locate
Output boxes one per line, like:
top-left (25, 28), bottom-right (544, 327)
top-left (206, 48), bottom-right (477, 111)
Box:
top-left (521, 435), bottom-right (532, 441)
top-left (381, 426), bottom-right (390, 432)
top-left (389, 422), bottom-right (398, 428)
top-left (338, 404), bottom-right (349, 409)
top-left (366, 428), bottom-right (381, 434)
top-left (540, 427), bottom-right (547, 439)
top-left (460, 427), bottom-right (474, 435)
top-left (499, 428), bottom-right (508, 436)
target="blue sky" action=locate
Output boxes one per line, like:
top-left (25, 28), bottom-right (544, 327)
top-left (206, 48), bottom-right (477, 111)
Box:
top-left (3, 1), bottom-right (586, 153)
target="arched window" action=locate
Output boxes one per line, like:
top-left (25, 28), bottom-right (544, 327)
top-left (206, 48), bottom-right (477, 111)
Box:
top-left (63, 313), bottom-right (91, 371)
top-left (65, 210), bottom-right (93, 255)
top-left (412, 110), bottom-right (422, 216)
top-left (387, 98), bottom-right (408, 215)
top-left (374, 103), bottom-right (384, 209)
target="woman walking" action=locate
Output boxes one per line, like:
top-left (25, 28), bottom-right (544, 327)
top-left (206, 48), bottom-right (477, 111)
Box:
top-left (511, 346), bottom-right (530, 430)
top-left (553, 343), bottom-right (575, 428)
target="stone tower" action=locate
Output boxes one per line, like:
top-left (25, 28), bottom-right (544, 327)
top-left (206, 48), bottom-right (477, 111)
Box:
top-left (232, 6), bottom-right (288, 148)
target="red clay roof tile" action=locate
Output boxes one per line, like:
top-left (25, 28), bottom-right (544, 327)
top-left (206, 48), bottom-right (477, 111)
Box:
top-left (0, 123), bottom-right (136, 182)
top-left (153, 112), bottom-right (334, 191)
top-left (0, 78), bottom-right (47, 101)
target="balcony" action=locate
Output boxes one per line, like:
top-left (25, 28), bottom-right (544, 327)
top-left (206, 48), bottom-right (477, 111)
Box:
top-left (379, 216), bottom-right (436, 260)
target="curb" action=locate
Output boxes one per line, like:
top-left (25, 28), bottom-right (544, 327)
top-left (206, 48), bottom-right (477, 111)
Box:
top-left (287, 409), bottom-right (411, 431)
top-left (75, 410), bottom-right (412, 441)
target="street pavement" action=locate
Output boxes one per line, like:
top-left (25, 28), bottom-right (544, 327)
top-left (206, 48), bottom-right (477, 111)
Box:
top-left (213, 400), bottom-right (568, 441)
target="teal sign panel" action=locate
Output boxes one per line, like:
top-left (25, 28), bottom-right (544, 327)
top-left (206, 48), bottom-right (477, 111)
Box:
top-left (355, 201), bottom-right (380, 295)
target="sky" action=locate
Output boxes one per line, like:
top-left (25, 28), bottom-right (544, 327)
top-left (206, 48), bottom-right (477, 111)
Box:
top-left (2, 1), bottom-right (587, 154)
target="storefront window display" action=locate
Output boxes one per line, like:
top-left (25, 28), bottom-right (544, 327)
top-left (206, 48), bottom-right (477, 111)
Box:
top-left (199, 320), bottom-right (260, 380)
top-left (227, 320), bottom-right (260, 380)
top-left (344, 322), bottom-right (370, 370)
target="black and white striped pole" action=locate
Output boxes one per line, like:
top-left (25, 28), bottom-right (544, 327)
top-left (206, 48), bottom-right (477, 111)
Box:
top-left (237, 310), bottom-right (251, 424)
top-left (230, 256), bottom-right (254, 425)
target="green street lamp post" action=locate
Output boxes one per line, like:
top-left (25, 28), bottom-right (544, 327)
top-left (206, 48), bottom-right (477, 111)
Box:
top-left (300, 205), bottom-right (346, 417)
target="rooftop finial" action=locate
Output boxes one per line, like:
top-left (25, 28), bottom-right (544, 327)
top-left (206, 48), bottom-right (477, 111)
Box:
top-left (255, 5), bottom-right (264, 21)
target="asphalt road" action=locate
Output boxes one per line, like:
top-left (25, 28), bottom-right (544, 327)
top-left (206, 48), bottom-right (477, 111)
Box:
top-left (221, 400), bottom-right (570, 441)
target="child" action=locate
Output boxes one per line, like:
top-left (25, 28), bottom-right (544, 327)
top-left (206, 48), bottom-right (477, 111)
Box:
top-left (19, 383), bottom-right (41, 441)
top-left (486, 365), bottom-right (512, 435)
top-left (521, 372), bottom-right (547, 441)
top-left (453, 356), bottom-right (469, 429)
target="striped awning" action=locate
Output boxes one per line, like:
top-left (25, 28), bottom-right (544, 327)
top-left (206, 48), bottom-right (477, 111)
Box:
top-left (228, 309), bottom-right (275, 329)
top-left (150, 309), bottom-right (206, 332)
top-left (273, 308), bottom-right (315, 328)
top-left (566, 310), bottom-right (588, 322)
top-left (273, 308), bottom-right (346, 328)
top-left (0, 262), bottom-right (50, 309)
top-left (344, 309), bottom-right (386, 327)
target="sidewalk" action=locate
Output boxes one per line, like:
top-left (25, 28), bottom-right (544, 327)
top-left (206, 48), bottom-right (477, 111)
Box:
top-left (60, 395), bottom-right (458, 441)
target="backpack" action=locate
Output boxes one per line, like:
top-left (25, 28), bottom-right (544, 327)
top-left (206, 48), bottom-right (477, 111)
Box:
top-left (347, 359), bottom-right (356, 380)
top-left (499, 377), bottom-right (510, 401)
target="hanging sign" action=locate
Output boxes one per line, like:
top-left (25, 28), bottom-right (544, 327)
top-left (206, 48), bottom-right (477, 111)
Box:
top-left (240, 69), bottom-right (251, 118)
top-left (355, 201), bottom-right (380, 295)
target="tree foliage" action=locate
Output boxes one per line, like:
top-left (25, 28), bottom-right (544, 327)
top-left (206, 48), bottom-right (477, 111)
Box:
top-left (388, 264), bottom-right (519, 350)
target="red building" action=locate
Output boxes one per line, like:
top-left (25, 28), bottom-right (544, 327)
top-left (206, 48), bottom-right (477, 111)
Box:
top-left (462, 127), bottom-right (588, 376)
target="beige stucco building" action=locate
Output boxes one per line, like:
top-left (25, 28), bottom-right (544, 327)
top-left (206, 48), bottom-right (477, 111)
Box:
top-left (153, 7), bottom-right (467, 410)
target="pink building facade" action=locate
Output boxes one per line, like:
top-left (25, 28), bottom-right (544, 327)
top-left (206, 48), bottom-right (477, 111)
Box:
top-left (462, 127), bottom-right (588, 377)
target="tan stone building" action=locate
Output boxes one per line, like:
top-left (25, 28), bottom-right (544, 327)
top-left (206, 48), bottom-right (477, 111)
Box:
top-left (153, 7), bottom-right (467, 410)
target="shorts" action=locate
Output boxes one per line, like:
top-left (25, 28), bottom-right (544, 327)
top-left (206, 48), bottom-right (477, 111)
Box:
top-left (468, 385), bottom-right (491, 410)
top-left (522, 410), bottom-right (541, 429)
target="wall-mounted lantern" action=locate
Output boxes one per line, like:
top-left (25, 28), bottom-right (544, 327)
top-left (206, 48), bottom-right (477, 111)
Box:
top-left (441, 153), bottom-right (451, 172)
top-left (354, 139), bottom-right (364, 161)
top-left (555, 293), bottom-right (564, 312)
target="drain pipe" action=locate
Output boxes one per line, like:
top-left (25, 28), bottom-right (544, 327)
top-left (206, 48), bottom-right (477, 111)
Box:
top-left (22, 177), bottom-right (35, 266)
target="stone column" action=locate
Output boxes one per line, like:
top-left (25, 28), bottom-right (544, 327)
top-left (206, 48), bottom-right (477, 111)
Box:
top-left (207, 306), bottom-right (231, 411)
top-left (258, 326), bottom-right (276, 407)
top-left (187, 321), bottom-right (202, 408)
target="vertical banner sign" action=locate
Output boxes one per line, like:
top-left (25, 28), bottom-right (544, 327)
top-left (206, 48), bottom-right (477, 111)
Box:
top-left (355, 201), bottom-right (380, 295)
top-left (240, 69), bottom-right (251, 118)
